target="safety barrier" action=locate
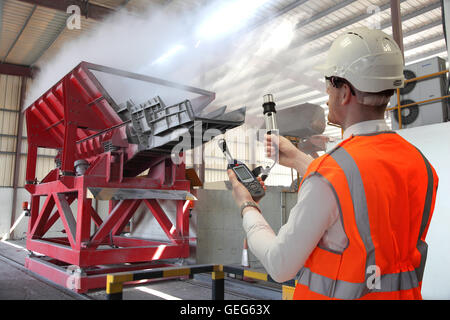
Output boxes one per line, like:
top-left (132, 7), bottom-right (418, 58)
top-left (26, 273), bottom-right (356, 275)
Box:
top-left (106, 264), bottom-right (297, 300)
top-left (222, 265), bottom-right (297, 300)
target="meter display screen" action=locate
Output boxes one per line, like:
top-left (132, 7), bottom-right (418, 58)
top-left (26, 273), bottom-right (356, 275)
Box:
top-left (234, 166), bottom-right (253, 181)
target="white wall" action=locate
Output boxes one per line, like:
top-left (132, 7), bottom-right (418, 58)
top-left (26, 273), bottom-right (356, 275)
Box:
top-left (396, 122), bottom-right (450, 299)
top-left (0, 188), bottom-right (14, 237)
top-left (0, 188), bottom-right (65, 240)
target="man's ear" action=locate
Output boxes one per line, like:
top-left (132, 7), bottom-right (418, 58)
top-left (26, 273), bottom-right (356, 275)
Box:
top-left (341, 84), bottom-right (353, 105)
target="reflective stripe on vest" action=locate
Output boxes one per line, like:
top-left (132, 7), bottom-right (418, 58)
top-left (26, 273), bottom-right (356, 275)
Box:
top-left (296, 144), bottom-right (434, 299)
top-left (415, 147), bottom-right (434, 283)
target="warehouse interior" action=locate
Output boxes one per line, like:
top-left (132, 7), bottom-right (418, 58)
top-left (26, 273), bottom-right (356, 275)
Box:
top-left (0, 0), bottom-right (449, 301)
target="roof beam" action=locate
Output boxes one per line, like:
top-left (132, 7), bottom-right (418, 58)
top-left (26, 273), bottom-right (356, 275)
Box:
top-left (294, 18), bottom-right (443, 66)
top-left (405, 34), bottom-right (445, 52)
top-left (405, 46), bottom-right (447, 64)
top-left (16, 0), bottom-right (115, 20)
top-left (0, 62), bottom-right (35, 77)
top-left (295, 0), bottom-right (355, 30)
top-left (288, 0), bottom-right (409, 49)
top-left (249, 0), bottom-right (309, 31)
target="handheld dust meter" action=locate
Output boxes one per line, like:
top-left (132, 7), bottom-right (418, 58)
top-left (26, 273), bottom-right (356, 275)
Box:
top-left (218, 139), bottom-right (265, 201)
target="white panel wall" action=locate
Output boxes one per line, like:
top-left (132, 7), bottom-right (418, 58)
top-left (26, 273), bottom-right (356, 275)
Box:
top-left (0, 74), bottom-right (21, 187)
top-left (0, 74), bottom-right (60, 239)
top-left (396, 122), bottom-right (450, 299)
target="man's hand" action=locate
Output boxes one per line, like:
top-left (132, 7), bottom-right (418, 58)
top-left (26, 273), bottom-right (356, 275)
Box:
top-left (265, 134), bottom-right (314, 175)
top-left (227, 169), bottom-right (266, 207)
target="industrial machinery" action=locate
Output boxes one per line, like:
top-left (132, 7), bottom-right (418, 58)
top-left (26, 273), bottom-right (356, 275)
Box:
top-left (23, 62), bottom-right (244, 292)
top-left (259, 102), bottom-right (325, 138)
top-left (390, 56), bottom-right (448, 129)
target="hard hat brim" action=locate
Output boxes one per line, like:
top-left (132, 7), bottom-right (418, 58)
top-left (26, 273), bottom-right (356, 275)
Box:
top-left (313, 62), bottom-right (334, 77)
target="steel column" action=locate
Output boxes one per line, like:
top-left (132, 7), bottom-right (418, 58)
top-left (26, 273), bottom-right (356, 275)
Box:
top-left (75, 188), bottom-right (92, 249)
top-left (444, 1), bottom-right (450, 63)
top-left (390, 0), bottom-right (405, 57)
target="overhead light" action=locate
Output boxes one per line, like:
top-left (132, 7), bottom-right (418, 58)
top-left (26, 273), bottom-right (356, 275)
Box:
top-left (196, 0), bottom-right (270, 40)
top-left (259, 19), bottom-right (295, 52)
top-left (152, 44), bottom-right (185, 65)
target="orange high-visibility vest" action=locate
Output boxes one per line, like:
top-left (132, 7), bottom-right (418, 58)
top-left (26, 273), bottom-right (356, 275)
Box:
top-left (293, 132), bottom-right (438, 300)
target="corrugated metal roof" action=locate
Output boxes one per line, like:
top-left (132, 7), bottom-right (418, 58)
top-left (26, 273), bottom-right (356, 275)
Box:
top-left (5, 6), bottom-right (67, 65)
top-left (0, 0), bottom-right (35, 61)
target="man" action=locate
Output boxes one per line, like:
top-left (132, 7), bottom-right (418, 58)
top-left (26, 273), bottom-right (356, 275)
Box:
top-left (227, 27), bottom-right (439, 299)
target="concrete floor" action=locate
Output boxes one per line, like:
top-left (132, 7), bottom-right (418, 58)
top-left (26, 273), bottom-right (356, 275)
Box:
top-left (0, 239), bottom-right (84, 300)
top-left (0, 258), bottom-right (76, 300)
top-left (0, 239), bottom-right (281, 300)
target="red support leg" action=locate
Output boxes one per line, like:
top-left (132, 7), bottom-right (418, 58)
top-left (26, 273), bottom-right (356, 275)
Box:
top-left (88, 204), bottom-right (103, 227)
top-left (61, 76), bottom-right (77, 176)
top-left (111, 200), bottom-right (141, 236)
top-left (30, 194), bottom-right (55, 238)
top-left (54, 193), bottom-right (77, 248)
top-left (25, 145), bottom-right (38, 183)
top-left (27, 195), bottom-right (41, 236)
top-left (177, 200), bottom-right (189, 241)
top-left (144, 199), bottom-right (179, 243)
top-left (41, 194), bottom-right (77, 236)
top-left (88, 200), bottom-right (137, 249)
top-left (75, 189), bottom-right (92, 250)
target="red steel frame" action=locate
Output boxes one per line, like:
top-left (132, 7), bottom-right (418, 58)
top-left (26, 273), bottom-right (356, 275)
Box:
top-left (23, 62), bottom-right (194, 292)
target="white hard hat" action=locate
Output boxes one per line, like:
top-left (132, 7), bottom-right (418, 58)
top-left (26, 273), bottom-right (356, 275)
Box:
top-left (318, 27), bottom-right (405, 93)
